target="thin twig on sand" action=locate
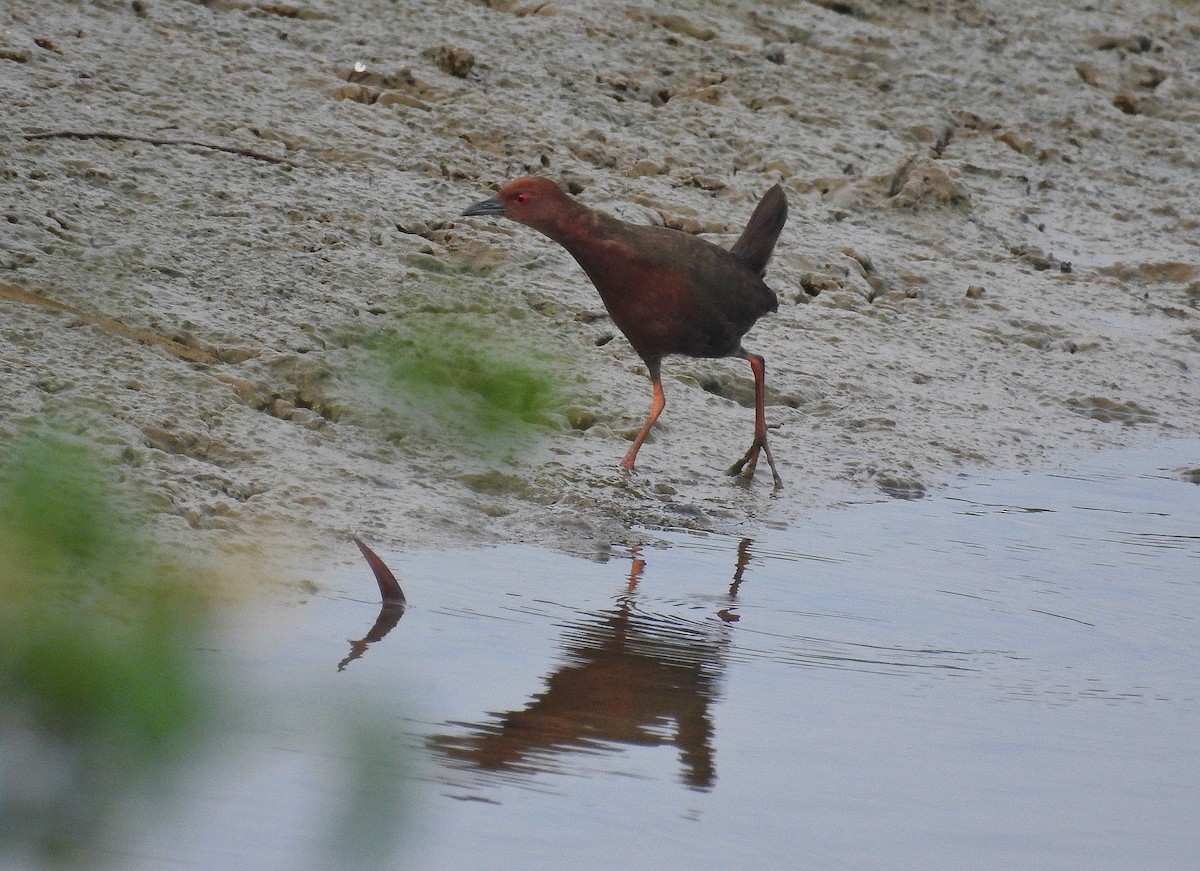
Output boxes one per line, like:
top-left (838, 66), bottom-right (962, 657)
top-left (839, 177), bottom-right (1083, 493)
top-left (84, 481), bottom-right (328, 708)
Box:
top-left (23, 130), bottom-right (298, 167)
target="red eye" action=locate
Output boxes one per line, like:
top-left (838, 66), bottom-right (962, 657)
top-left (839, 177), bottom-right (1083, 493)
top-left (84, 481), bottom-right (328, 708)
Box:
top-left (513, 193), bottom-right (528, 205)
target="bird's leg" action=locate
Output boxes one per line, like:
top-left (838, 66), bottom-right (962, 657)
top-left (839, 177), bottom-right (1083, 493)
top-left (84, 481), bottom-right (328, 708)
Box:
top-left (621, 362), bottom-right (665, 472)
top-left (726, 350), bottom-right (783, 489)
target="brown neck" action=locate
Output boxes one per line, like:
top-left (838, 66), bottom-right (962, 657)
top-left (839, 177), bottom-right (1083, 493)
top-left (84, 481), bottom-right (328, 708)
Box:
top-left (525, 197), bottom-right (607, 249)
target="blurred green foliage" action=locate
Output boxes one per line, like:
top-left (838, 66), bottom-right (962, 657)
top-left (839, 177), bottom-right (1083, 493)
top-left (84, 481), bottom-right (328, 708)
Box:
top-left (0, 429), bottom-right (210, 866)
top-left (346, 319), bottom-right (568, 452)
top-left (313, 716), bottom-right (416, 871)
top-left (0, 429), bottom-right (417, 869)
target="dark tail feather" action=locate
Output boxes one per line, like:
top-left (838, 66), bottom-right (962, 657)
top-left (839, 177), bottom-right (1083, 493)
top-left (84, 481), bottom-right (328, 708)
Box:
top-left (730, 184), bottom-right (788, 276)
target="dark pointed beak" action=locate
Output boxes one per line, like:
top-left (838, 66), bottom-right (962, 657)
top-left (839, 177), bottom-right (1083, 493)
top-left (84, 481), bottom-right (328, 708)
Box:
top-left (461, 196), bottom-right (507, 218)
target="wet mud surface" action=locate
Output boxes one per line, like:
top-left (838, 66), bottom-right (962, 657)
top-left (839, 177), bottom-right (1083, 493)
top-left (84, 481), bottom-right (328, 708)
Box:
top-left (3, 0), bottom-right (1199, 564)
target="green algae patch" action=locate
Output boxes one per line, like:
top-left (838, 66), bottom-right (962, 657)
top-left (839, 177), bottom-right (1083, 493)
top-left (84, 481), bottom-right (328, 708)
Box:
top-left (343, 319), bottom-right (569, 454)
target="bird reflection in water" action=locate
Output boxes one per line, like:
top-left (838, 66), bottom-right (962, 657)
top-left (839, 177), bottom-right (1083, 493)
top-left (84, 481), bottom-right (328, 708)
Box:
top-left (337, 537), bottom-right (407, 672)
top-left (430, 539), bottom-right (755, 790)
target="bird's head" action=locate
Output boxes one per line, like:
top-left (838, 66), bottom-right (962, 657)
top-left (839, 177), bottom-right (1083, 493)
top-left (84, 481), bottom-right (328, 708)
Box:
top-left (461, 176), bottom-right (571, 231)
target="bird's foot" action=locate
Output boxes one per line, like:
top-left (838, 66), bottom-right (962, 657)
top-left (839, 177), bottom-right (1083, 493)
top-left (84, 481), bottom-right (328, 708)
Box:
top-left (726, 436), bottom-right (783, 490)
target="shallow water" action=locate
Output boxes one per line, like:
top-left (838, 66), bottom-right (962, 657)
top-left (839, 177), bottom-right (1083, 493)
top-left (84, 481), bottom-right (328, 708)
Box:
top-left (117, 441), bottom-right (1198, 870)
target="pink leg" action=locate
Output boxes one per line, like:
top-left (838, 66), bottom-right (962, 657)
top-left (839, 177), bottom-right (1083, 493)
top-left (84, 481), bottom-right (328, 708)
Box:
top-left (726, 350), bottom-right (782, 488)
top-left (621, 367), bottom-right (665, 472)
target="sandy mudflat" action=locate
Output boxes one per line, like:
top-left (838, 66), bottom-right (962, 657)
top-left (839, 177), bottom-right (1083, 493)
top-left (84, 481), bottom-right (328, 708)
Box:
top-left (2, 0), bottom-right (1198, 567)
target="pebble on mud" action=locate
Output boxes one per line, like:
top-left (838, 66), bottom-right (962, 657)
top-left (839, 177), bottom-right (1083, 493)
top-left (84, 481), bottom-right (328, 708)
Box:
top-left (425, 45), bottom-right (475, 78)
top-left (566, 408), bottom-right (598, 432)
top-left (875, 475), bottom-right (927, 500)
top-left (886, 156), bottom-right (970, 209)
